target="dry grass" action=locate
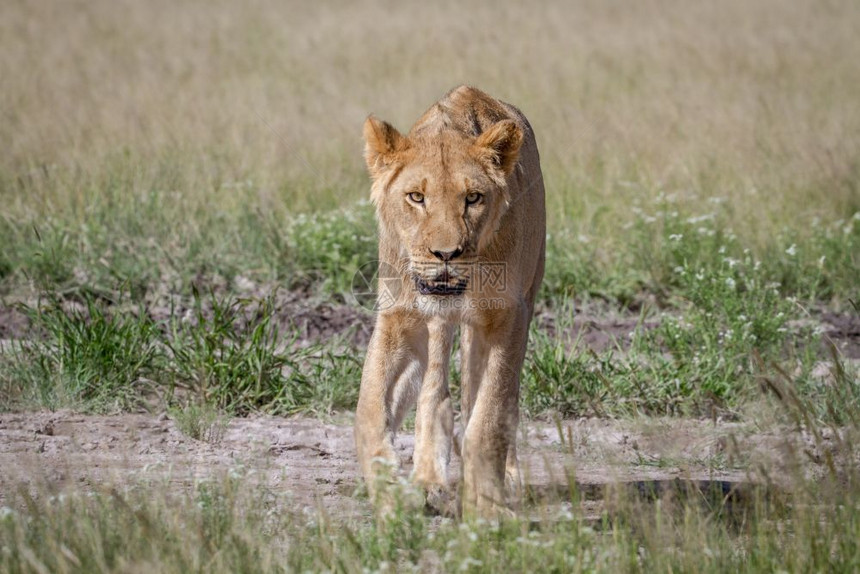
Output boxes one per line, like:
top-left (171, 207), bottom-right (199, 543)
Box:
top-left (2, 0), bottom-right (858, 232)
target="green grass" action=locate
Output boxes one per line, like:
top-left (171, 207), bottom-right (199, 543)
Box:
top-left (0, 291), bottom-right (363, 416)
top-left (1, 297), bottom-right (162, 412)
top-left (3, 179), bottom-right (856, 314)
top-left (0, 172), bottom-right (378, 302)
top-left (521, 243), bottom-right (854, 419)
top-left (169, 402), bottom-right (231, 443)
top-left (2, 279), bottom-right (855, 421)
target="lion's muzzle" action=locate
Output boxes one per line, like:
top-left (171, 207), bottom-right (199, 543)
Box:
top-left (411, 264), bottom-right (469, 296)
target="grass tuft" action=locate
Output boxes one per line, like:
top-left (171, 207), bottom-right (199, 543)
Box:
top-left (2, 298), bottom-right (161, 412)
top-left (169, 402), bottom-right (231, 444)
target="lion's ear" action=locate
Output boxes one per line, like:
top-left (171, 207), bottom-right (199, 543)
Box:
top-left (471, 119), bottom-right (523, 179)
top-left (363, 115), bottom-right (408, 179)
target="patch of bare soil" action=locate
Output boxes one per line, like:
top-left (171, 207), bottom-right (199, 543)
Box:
top-left (0, 305), bottom-right (29, 340)
top-left (0, 411), bottom-right (805, 521)
top-left (533, 305), bottom-right (659, 352)
top-left (819, 310), bottom-right (860, 358)
top-left (148, 288), bottom-right (377, 348)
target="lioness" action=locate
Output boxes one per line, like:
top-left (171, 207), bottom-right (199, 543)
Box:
top-left (355, 85), bottom-right (545, 517)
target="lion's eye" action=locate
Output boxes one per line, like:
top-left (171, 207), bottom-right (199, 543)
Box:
top-left (465, 192), bottom-right (483, 205)
top-left (407, 192), bottom-right (424, 204)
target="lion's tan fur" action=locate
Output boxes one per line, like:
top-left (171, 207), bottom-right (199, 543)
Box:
top-left (355, 86), bottom-right (546, 517)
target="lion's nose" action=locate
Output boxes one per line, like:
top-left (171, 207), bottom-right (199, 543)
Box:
top-left (430, 247), bottom-right (463, 262)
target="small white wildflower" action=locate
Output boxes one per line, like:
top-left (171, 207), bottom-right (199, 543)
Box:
top-left (673, 266), bottom-right (685, 275)
top-left (723, 258), bottom-right (739, 269)
top-left (725, 277), bottom-right (736, 289)
top-left (785, 244), bottom-right (797, 257)
top-left (718, 246), bottom-right (726, 254)
top-left (818, 255), bottom-right (826, 267)
top-left (669, 234), bottom-right (683, 241)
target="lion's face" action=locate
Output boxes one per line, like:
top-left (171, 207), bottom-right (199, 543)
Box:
top-left (363, 116), bottom-right (523, 297)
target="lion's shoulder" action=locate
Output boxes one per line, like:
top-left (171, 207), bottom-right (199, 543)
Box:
top-left (410, 85), bottom-right (529, 142)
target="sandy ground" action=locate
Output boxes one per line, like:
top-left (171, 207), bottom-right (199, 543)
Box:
top-left (0, 410), bottom-right (799, 521)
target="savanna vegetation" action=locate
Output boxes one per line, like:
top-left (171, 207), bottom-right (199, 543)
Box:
top-left (1, 0), bottom-right (858, 571)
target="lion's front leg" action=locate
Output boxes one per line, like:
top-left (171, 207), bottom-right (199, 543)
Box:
top-left (461, 306), bottom-right (529, 518)
top-left (355, 311), bottom-right (425, 500)
top-left (412, 317), bottom-right (455, 512)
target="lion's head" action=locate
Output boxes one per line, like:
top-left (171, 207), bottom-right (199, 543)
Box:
top-left (363, 114), bottom-right (523, 297)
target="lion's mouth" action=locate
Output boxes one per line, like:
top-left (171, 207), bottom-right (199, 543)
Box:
top-left (414, 274), bottom-right (468, 296)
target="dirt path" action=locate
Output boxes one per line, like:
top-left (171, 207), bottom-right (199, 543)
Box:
top-left (0, 411), bottom-right (785, 520)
